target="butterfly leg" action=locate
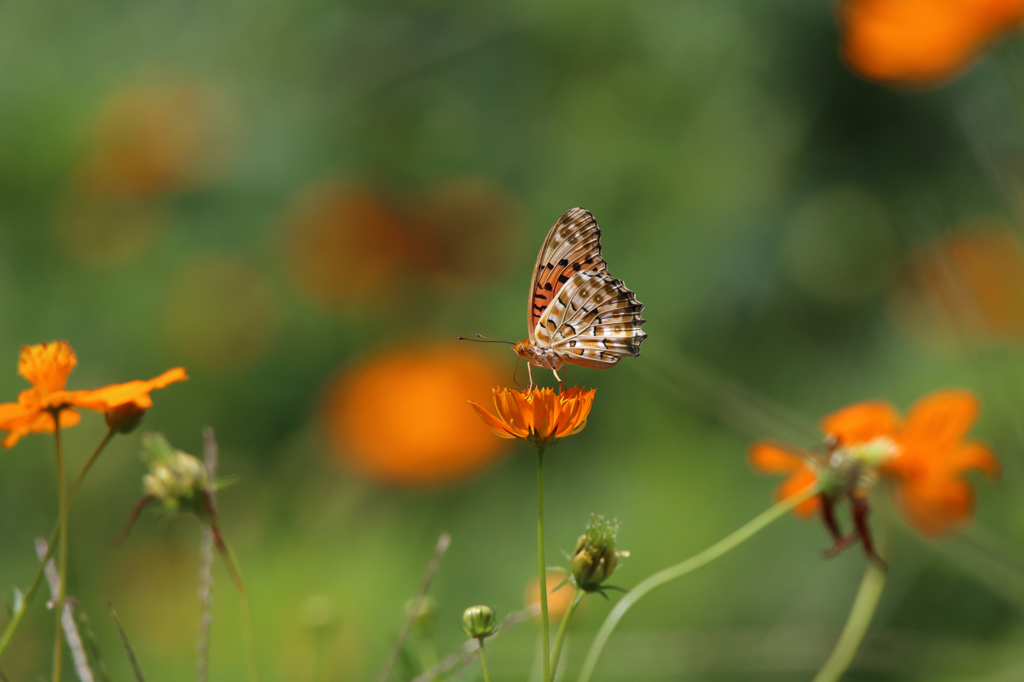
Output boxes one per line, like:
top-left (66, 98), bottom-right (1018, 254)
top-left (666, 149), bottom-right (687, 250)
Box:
top-left (527, 363), bottom-right (535, 392)
top-left (551, 367), bottom-right (562, 391)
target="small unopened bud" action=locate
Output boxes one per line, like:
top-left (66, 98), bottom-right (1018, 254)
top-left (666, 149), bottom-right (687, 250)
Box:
top-left (406, 595), bottom-right (438, 637)
top-left (461, 605), bottom-right (496, 640)
top-left (570, 514), bottom-right (626, 592)
top-left (105, 402), bottom-right (147, 434)
top-left (140, 436), bottom-right (208, 512)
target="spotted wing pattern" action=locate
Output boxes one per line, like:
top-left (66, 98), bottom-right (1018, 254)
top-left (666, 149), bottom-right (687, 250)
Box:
top-left (535, 270), bottom-right (647, 367)
top-left (527, 208), bottom-right (609, 342)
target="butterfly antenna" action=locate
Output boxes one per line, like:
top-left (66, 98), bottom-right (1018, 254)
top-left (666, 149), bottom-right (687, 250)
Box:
top-left (458, 334), bottom-right (515, 344)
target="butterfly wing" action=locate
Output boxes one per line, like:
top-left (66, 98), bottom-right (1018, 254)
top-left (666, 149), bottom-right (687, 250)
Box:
top-left (527, 208), bottom-right (609, 343)
top-left (535, 270), bottom-right (647, 368)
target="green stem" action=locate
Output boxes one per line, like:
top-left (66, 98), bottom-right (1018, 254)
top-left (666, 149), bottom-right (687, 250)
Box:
top-left (479, 641), bottom-right (491, 682)
top-left (536, 448), bottom-right (550, 682)
top-left (0, 429), bottom-right (115, 663)
top-left (577, 486), bottom-right (819, 682)
top-left (69, 428), bottom-right (114, 502)
top-left (52, 419), bottom-right (68, 682)
top-left (812, 551), bottom-right (889, 681)
top-left (216, 538), bottom-right (259, 682)
top-left (550, 589), bottom-right (583, 679)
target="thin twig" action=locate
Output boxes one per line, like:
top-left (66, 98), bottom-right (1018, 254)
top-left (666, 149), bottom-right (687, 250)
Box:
top-left (107, 602), bottom-right (145, 682)
top-left (374, 533), bottom-right (452, 682)
top-left (35, 538), bottom-right (93, 682)
top-left (197, 427), bottom-right (219, 682)
top-left (410, 605), bottom-right (540, 682)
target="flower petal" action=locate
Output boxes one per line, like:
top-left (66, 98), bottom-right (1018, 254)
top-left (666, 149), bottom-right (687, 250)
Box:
top-left (469, 400), bottom-right (517, 438)
top-left (949, 442), bottom-right (1000, 479)
top-left (67, 367), bottom-right (189, 411)
top-left (819, 400), bottom-right (899, 445)
top-left (841, 0), bottom-right (1024, 84)
top-left (893, 476), bottom-right (974, 536)
top-left (532, 389), bottom-right (556, 439)
top-left (749, 442), bottom-right (807, 474)
top-left (777, 466), bottom-right (821, 518)
top-left (901, 389), bottom-right (979, 451)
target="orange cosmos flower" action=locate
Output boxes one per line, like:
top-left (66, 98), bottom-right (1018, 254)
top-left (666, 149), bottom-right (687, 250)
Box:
top-left (470, 387), bottom-right (595, 449)
top-left (750, 389), bottom-right (998, 560)
top-left (841, 0), bottom-right (1024, 85)
top-left (0, 341), bottom-right (188, 447)
top-left (324, 344), bottom-right (510, 487)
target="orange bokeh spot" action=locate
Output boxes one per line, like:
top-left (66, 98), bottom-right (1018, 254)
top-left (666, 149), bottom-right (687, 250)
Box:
top-left (525, 570), bottom-right (578, 623)
top-left (283, 184), bottom-right (409, 308)
top-left (78, 84), bottom-right (235, 199)
top-left (323, 344), bottom-right (511, 486)
top-left (408, 178), bottom-right (523, 288)
top-left (841, 0), bottom-right (1024, 84)
top-left (888, 219), bottom-right (1024, 348)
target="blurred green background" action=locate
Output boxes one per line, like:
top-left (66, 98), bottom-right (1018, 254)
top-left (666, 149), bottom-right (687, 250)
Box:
top-left (1, 0), bottom-right (1024, 679)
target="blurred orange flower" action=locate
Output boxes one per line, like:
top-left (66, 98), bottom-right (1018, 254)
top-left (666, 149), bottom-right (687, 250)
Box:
top-left (0, 341), bottom-right (187, 448)
top-left (525, 570), bottom-right (577, 622)
top-left (750, 389), bottom-right (998, 557)
top-left (889, 221), bottom-right (1024, 348)
top-left (408, 178), bottom-right (523, 288)
top-left (283, 184), bottom-right (409, 308)
top-left (470, 387), bottom-right (595, 450)
top-left (323, 344), bottom-right (510, 486)
top-left (78, 84), bottom-right (234, 199)
top-left (841, 0), bottom-right (1024, 84)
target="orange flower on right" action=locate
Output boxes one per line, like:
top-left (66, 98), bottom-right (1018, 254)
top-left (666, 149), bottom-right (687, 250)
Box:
top-left (751, 390), bottom-right (999, 561)
top-left (841, 0), bottom-right (1024, 84)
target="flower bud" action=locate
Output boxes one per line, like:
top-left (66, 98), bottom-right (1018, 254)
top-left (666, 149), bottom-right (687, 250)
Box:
top-left (570, 514), bottom-right (626, 592)
top-left (104, 402), bottom-right (147, 434)
top-left (461, 605), bottom-right (496, 640)
top-left (140, 433), bottom-right (208, 512)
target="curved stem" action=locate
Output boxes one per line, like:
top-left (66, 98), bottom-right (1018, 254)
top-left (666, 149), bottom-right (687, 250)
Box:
top-left (550, 589), bottom-right (583, 679)
top-left (812, 535), bottom-right (890, 682)
top-left (0, 429), bottom-right (116, 663)
top-left (213, 533), bottom-right (259, 682)
top-left (536, 448), bottom-right (550, 682)
top-left (479, 641), bottom-right (491, 682)
top-left (52, 420), bottom-right (68, 682)
top-left (577, 486), bottom-right (819, 682)
top-left (69, 428), bottom-right (114, 502)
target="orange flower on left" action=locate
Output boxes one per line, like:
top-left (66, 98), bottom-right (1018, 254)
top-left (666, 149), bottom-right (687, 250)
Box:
top-left (470, 387), bottom-right (595, 449)
top-left (0, 341), bottom-right (188, 447)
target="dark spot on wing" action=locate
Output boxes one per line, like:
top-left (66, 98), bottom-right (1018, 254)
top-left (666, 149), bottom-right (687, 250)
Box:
top-left (557, 274), bottom-right (569, 283)
top-left (572, 263), bottom-right (581, 271)
top-left (558, 258), bottom-right (569, 266)
top-left (543, 283), bottom-right (553, 291)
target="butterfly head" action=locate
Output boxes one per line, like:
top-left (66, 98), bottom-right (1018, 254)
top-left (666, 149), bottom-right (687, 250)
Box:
top-left (511, 339), bottom-right (531, 360)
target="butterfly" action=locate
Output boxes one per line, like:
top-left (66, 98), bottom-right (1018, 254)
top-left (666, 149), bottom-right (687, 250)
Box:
top-left (509, 208), bottom-right (647, 387)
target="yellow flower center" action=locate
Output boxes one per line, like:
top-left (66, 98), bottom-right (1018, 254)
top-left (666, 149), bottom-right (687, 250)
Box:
top-left (826, 436), bottom-right (900, 494)
top-left (843, 436), bottom-right (900, 468)
top-left (17, 341), bottom-right (77, 395)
